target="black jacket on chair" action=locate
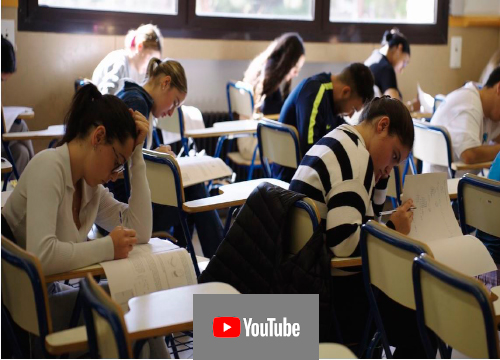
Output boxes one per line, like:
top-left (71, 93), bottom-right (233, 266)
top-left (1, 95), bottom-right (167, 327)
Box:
top-left (198, 182), bottom-right (338, 342)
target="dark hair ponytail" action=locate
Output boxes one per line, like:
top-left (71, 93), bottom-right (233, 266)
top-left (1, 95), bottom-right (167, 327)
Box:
top-left (359, 95), bottom-right (414, 149)
top-left (59, 83), bottom-right (137, 146)
top-left (382, 28), bottom-right (410, 55)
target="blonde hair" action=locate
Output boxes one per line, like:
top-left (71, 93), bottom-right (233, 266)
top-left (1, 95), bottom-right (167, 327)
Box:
top-left (145, 58), bottom-right (187, 93)
top-left (124, 24), bottom-right (162, 54)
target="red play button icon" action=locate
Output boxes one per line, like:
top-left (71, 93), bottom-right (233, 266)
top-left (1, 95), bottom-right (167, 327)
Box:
top-left (213, 317), bottom-right (241, 338)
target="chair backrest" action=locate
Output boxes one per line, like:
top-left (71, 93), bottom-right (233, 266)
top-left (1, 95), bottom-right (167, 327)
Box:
top-left (142, 149), bottom-right (184, 208)
top-left (257, 119), bottom-right (301, 178)
top-left (227, 81), bottom-right (254, 120)
top-left (412, 254), bottom-right (499, 358)
top-left (1, 235), bottom-right (52, 337)
top-left (319, 343), bottom-right (357, 359)
top-left (81, 274), bottom-right (131, 359)
top-left (360, 221), bottom-right (432, 310)
top-left (458, 173), bottom-right (500, 237)
top-left (156, 107), bottom-right (183, 145)
top-left (285, 197), bottom-right (321, 256)
top-left (412, 119), bottom-right (453, 175)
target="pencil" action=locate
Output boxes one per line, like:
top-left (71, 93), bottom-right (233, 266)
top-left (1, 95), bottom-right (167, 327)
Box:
top-left (379, 207), bottom-right (417, 216)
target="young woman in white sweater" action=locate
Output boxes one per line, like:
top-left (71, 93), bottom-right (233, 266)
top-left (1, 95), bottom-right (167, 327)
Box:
top-left (2, 84), bottom-right (170, 357)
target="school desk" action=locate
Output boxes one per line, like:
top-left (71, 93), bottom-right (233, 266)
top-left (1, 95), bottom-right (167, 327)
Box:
top-left (44, 255), bottom-right (210, 284)
top-left (15, 109), bottom-right (35, 121)
top-left (45, 282), bottom-right (239, 354)
top-left (183, 120), bottom-right (257, 139)
top-left (1, 157), bottom-right (13, 173)
top-left (182, 178), bottom-right (289, 213)
top-left (125, 282), bottom-right (238, 340)
top-left (2, 124), bottom-right (65, 142)
top-left (451, 161), bottom-right (493, 172)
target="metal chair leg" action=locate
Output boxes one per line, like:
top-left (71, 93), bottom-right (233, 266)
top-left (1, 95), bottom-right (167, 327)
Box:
top-left (179, 213), bottom-right (201, 277)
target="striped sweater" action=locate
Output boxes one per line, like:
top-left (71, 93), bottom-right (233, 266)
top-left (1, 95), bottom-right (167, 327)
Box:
top-left (290, 124), bottom-right (388, 257)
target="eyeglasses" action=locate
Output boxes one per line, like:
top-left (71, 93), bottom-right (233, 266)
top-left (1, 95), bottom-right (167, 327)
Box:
top-left (111, 145), bottom-right (126, 174)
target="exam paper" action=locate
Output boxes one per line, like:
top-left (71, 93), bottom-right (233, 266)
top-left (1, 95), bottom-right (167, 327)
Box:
top-left (402, 173), bottom-right (496, 277)
top-left (101, 238), bottom-right (197, 312)
top-left (417, 84), bottom-right (435, 114)
top-left (177, 155), bottom-right (232, 187)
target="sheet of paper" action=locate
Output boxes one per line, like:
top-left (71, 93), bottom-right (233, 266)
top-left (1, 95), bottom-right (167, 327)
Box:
top-left (424, 235), bottom-right (496, 277)
top-left (101, 238), bottom-right (197, 312)
top-left (402, 173), bottom-right (496, 276)
top-left (417, 84), bottom-right (435, 114)
top-left (177, 155), bottom-right (232, 187)
top-left (3, 106), bottom-right (33, 132)
top-left (403, 173), bottom-right (462, 241)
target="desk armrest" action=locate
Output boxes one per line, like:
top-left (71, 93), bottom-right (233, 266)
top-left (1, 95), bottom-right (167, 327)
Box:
top-left (331, 256), bottom-right (362, 268)
top-left (45, 326), bottom-right (88, 355)
top-left (451, 161), bottom-right (493, 171)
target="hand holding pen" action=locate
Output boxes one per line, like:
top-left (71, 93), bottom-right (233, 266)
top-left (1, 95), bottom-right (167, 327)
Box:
top-left (109, 210), bottom-right (137, 260)
top-left (386, 199), bottom-right (414, 235)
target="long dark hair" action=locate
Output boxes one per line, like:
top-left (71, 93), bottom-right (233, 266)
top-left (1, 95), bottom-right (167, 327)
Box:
top-left (359, 95), bottom-right (414, 149)
top-left (1, 36), bottom-right (16, 74)
top-left (59, 83), bottom-right (137, 146)
top-left (382, 28), bottom-right (410, 55)
top-left (244, 32), bottom-right (305, 112)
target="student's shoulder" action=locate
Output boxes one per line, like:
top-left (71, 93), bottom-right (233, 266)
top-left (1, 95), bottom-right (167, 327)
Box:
top-left (26, 147), bottom-right (66, 180)
top-left (98, 49), bottom-right (127, 68)
top-left (295, 73), bottom-right (332, 101)
top-left (433, 83), bottom-right (482, 122)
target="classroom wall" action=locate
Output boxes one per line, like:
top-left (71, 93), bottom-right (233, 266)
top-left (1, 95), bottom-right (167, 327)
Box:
top-left (1, 5), bottom-right (499, 152)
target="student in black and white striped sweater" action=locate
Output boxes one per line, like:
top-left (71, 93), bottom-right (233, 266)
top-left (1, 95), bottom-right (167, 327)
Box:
top-left (290, 96), bottom-right (414, 257)
top-left (290, 96), bottom-right (433, 357)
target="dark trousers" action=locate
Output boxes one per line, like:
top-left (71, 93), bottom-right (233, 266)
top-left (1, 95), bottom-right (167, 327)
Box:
top-left (152, 183), bottom-right (224, 258)
top-left (331, 272), bottom-right (437, 358)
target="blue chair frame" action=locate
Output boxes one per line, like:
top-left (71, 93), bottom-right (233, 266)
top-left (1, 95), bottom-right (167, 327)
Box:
top-left (359, 221), bottom-right (431, 358)
top-left (142, 152), bottom-right (201, 277)
top-left (225, 81), bottom-right (260, 180)
top-left (257, 120), bottom-right (301, 178)
top-left (1, 245), bottom-right (51, 358)
top-left (457, 174), bottom-right (500, 235)
top-left (405, 121), bottom-right (455, 179)
top-left (412, 254), bottom-right (499, 358)
top-left (226, 82), bottom-right (254, 122)
top-left (80, 276), bottom-right (130, 359)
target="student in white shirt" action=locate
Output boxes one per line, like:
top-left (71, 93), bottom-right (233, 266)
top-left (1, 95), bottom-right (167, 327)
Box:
top-left (2, 84), bottom-right (169, 357)
top-left (92, 24), bottom-right (162, 95)
top-left (423, 67), bottom-right (500, 177)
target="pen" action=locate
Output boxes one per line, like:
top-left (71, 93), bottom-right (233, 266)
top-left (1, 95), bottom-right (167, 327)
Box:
top-left (119, 210), bottom-right (123, 226)
top-left (379, 207), bottom-right (417, 216)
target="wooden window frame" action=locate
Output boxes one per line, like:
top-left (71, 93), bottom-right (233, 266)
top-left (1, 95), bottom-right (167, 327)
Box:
top-left (18, 0), bottom-right (449, 44)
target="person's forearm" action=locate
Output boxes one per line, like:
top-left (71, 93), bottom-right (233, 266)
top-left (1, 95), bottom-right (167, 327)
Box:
top-left (460, 144), bottom-right (500, 164)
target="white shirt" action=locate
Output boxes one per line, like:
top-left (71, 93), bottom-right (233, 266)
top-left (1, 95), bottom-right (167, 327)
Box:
top-left (92, 50), bottom-right (142, 95)
top-left (3, 143), bottom-right (152, 275)
top-left (423, 82), bottom-right (500, 177)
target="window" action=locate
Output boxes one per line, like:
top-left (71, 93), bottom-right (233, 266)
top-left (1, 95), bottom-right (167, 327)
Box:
top-left (195, 0), bottom-right (315, 21)
top-left (38, 0), bottom-right (178, 15)
top-left (18, 0), bottom-right (449, 44)
top-left (329, 0), bottom-right (436, 24)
